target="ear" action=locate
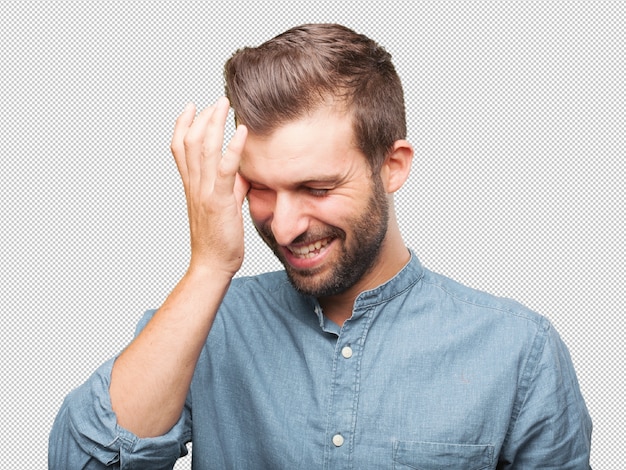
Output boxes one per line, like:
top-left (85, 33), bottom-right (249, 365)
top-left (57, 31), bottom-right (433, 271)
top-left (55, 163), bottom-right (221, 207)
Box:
top-left (379, 140), bottom-right (414, 193)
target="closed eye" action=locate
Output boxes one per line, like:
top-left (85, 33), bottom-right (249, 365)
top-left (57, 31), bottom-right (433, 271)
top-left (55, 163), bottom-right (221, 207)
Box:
top-left (306, 187), bottom-right (331, 197)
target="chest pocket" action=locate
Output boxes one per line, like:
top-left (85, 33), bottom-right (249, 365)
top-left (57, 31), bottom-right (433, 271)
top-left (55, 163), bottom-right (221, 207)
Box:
top-left (392, 440), bottom-right (494, 470)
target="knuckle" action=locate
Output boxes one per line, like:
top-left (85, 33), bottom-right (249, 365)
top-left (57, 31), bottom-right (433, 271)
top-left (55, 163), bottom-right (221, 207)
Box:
top-left (182, 138), bottom-right (196, 156)
top-left (215, 167), bottom-right (228, 182)
top-left (182, 132), bottom-right (195, 148)
top-left (216, 160), bottom-right (234, 180)
top-left (183, 127), bottom-right (202, 148)
top-left (170, 141), bottom-right (182, 155)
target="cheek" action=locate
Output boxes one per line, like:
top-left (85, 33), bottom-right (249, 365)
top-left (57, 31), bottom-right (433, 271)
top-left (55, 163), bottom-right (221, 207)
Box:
top-left (306, 197), bottom-right (356, 228)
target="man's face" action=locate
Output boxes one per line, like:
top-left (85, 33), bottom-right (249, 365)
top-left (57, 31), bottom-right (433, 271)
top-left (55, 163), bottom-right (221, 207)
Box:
top-left (239, 106), bottom-right (390, 298)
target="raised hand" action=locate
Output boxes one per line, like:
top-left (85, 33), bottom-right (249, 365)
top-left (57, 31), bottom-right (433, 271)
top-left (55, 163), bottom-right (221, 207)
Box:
top-left (170, 97), bottom-right (249, 278)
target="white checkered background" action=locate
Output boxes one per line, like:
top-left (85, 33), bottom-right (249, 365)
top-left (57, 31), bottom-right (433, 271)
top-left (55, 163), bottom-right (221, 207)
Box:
top-left (1, 2), bottom-right (622, 468)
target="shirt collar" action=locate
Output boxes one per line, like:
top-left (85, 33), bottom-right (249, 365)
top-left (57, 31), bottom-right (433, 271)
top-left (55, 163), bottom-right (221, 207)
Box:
top-left (352, 249), bottom-right (423, 309)
top-left (309, 249), bottom-right (424, 331)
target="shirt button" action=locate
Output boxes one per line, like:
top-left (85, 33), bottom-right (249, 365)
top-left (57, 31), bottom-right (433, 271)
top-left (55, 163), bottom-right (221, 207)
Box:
top-left (341, 346), bottom-right (353, 359)
top-left (332, 434), bottom-right (345, 447)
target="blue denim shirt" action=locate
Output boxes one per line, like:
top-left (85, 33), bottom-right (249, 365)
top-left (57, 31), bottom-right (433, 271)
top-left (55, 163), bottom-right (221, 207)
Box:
top-left (50, 253), bottom-right (592, 469)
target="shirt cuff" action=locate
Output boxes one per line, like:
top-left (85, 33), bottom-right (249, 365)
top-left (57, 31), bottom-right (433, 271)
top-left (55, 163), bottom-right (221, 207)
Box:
top-left (51, 357), bottom-right (191, 469)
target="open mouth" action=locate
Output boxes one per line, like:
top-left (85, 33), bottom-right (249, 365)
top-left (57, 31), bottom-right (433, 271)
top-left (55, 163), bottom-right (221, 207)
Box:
top-left (287, 237), bottom-right (333, 259)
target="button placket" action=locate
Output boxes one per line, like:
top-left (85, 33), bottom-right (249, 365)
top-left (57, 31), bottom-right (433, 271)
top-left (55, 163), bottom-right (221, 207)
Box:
top-left (324, 306), bottom-right (374, 467)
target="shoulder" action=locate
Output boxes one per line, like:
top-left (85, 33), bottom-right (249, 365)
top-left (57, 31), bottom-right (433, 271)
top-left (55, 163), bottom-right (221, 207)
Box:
top-left (419, 267), bottom-right (551, 332)
top-left (415, 267), bottom-right (568, 386)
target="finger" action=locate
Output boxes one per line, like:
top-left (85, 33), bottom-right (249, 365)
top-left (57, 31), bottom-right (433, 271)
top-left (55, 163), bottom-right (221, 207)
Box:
top-left (214, 124), bottom-right (248, 199)
top-left (234, 172), bottom-right (251, 208)
top-left (184, 103), bottom-right (217, 189)
top-left (201, 97), bottom-right (230, 178)
top-left (170, 103), bottom-right (196, 182)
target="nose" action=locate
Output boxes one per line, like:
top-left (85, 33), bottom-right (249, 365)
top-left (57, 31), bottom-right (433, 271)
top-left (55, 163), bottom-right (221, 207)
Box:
top-left (270, 192), bottom-right (310, 246)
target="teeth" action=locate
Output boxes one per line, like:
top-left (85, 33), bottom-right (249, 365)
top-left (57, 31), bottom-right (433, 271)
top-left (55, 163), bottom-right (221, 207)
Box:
top-left (289, 237), bottom-right (331, 257)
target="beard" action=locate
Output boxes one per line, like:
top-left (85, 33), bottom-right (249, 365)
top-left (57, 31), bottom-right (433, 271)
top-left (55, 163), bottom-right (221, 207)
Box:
top-left (255, 176), bottom-right (389, 298)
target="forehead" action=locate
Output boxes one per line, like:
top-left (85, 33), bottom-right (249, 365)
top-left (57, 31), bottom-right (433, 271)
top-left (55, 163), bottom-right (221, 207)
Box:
top-left (239, 106), bottom-right (366, 183)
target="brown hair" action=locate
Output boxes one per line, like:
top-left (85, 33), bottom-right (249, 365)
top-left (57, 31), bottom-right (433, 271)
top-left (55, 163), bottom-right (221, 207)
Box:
top-left (224, 23), bottom-right (406, 170)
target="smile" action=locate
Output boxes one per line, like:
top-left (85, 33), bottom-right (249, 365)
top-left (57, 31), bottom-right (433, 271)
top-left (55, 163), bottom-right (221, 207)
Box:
top-left (287, 237), bottom-right (333, 258)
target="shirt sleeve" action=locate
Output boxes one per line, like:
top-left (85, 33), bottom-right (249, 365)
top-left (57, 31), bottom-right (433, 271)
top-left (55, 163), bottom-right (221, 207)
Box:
top-left (499, 320), bottom-right (592, 469)
top-left (48, 311), bottom-right (192, 469)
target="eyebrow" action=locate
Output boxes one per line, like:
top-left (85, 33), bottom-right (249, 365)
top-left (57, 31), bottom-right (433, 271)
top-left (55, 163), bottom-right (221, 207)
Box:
top-left (297, 175), bottom-right (345, 185)
top-left (240, 172), bottom-right (346, 188)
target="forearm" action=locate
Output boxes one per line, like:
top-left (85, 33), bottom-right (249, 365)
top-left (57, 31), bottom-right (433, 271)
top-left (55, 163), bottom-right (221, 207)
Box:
top-left (110, 267), bottom-right (231, 438)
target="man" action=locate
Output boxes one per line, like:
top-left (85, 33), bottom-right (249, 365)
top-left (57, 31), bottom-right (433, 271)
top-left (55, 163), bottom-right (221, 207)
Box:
top-left (50, 24), bottom-right (592, 468)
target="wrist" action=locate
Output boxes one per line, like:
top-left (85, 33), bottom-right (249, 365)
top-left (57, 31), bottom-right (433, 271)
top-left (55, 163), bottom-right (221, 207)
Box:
top-left (185, 261), bottom-right (237, 286)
